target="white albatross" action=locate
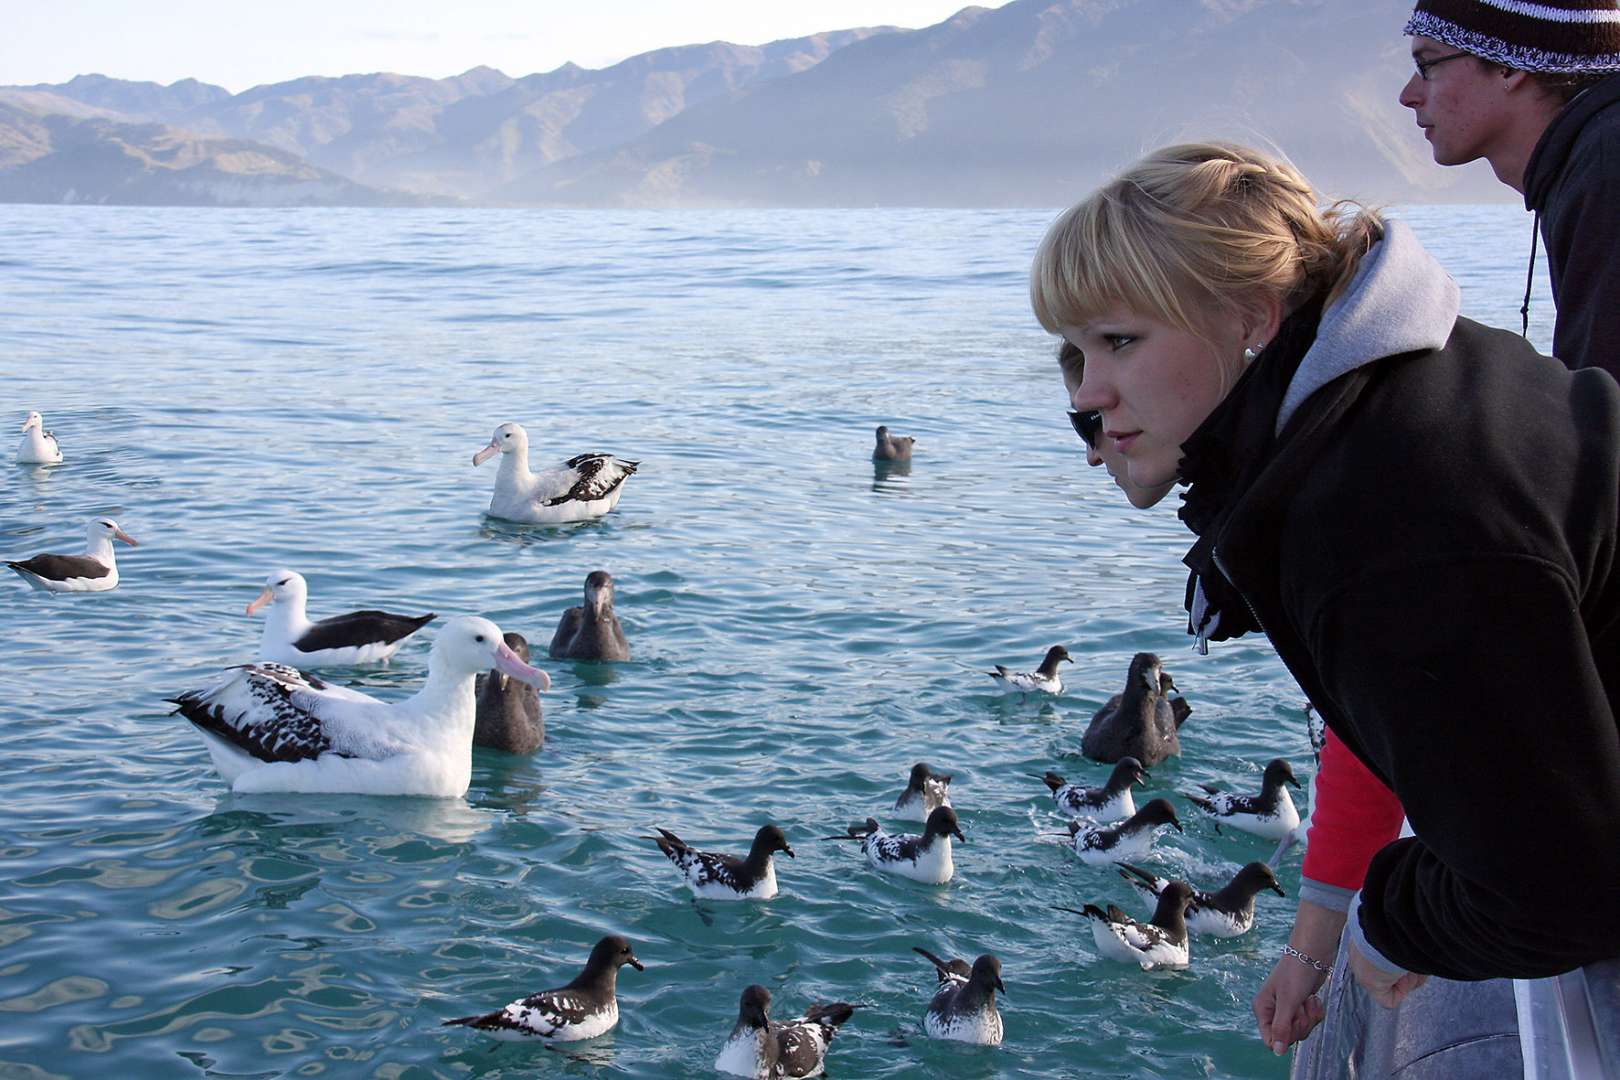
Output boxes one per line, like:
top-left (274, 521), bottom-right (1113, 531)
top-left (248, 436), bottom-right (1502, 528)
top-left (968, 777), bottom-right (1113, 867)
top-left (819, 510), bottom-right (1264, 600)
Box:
top-left (473, 421), bottom-right (638, 525)
top-left (7, 517), bottom-right (136, 593)
top-left (169, 616), bottom-right (550, 797)
top-left (246, 569), bottom-right (435, 667)
top-left (17, 411), bottom-right (63, 465)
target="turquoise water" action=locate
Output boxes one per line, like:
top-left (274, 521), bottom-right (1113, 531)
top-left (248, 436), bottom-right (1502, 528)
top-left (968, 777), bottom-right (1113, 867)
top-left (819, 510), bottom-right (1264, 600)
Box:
top-left (0, 204), bottom-right (1551, 1078)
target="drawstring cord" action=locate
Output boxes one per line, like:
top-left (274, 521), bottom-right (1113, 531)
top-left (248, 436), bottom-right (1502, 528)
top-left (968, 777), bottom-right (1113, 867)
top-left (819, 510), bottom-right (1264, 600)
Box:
top-left (1520, 212), bottom-right (1540, 339)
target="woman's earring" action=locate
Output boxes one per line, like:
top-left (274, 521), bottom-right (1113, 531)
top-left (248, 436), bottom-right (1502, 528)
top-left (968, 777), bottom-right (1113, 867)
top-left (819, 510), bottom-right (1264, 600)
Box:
top-left (1243, 341), bottom-right (1266, 363)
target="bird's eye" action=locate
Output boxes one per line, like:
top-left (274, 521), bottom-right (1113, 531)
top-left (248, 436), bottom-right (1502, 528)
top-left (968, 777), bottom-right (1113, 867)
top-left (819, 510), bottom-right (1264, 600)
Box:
top-left (475, 635), bottom-right (485, 642)
top-left (278, 579), bottom-right (290, 586)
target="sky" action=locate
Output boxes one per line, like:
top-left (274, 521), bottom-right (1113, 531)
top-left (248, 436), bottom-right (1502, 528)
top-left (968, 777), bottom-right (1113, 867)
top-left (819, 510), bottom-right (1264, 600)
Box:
top-left (4, 1), bottom-right (1012, 92)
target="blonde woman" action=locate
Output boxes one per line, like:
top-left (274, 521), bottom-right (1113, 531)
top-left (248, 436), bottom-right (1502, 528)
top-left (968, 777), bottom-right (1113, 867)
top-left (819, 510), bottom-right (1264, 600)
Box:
top-left (1031, 142), bottom-right (1620, 1073)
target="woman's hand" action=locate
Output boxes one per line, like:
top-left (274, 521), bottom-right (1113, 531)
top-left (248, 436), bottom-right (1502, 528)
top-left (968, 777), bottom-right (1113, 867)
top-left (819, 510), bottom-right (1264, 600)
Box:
top-left (1253, 899), bottom-right (1344, 1055)
top-left (1347, 939), bottom-right (1429, 1007)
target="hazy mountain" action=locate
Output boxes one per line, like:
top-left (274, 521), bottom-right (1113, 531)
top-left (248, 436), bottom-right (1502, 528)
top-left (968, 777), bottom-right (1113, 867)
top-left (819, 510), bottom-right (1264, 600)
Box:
top-left (501, 0), bottom-right (1504, 206)
top-left (0, 94), bottom-right (435, 207)
top-left (3, 3), bottom-right (1505, 208)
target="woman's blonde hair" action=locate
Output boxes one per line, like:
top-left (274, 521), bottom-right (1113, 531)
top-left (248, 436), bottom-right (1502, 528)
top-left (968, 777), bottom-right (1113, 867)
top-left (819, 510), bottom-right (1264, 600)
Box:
top-left (1030, 142), bottom-right (1383, 346)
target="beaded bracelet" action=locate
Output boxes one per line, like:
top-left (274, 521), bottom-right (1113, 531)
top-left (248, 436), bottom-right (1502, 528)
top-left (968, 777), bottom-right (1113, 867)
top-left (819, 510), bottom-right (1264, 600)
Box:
top-left (1282, 944), bottom-right (1332, 976)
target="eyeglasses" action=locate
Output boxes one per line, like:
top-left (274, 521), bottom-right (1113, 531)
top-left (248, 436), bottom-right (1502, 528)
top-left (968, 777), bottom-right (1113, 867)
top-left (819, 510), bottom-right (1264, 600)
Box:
top-left (1068, 409), bottom-right (1102, 449)
top-left (1414, 50), bottom-right (1471, 81)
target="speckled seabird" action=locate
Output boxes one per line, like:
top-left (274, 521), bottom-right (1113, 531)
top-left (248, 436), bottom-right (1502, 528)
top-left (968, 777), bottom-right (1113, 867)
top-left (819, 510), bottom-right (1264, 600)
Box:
top-left (7, 517), bottom-right (136, 593)
top-left (170, 617), bottom-right (549, 797)
top-left (713, 984), bottom-right (863, 1078)
top-left (915, 949), bottom-right (1004, 1045)
top-left (549, 570), bottom-right (630, 661)
top-left (824, 806), bottom-right (963, 884)
top-left (1117, 861), bottom-right (1285, 938)
top-left (893, 762), bottom-right (953, 822)
top-left (1036, 757), bottom-right (1149, 822)
top-left (872, 425), bottom-right (915, 461)
top-left (474, 632), bottom-right (543, 753)
top-left (246, 570), bottom-right (435, 667)
top-left (444, 935), bottom-right (643, 1041)
top-left (1081, 653), bottom-right (1189, 766)
top-left (652, 824), bottom-right (795, 900)
top-left (1184, 759), bottom-right (1302, 840)
top-left (1059, 798), bottom-right (1183, 865)
top-left (988, 645), bottom-right (1071, 697)
top-left (17, 411), bottom-right (62, 464)
top-left (474, 421), bottom-right (637, 525)
top-left (1061, 880), bottom-right (1195, 970)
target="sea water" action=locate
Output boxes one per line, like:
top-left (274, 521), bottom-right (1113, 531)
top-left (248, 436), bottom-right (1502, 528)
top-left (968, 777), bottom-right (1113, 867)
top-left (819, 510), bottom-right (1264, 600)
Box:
top-left (0, 203), bottom-right (1553, 1078)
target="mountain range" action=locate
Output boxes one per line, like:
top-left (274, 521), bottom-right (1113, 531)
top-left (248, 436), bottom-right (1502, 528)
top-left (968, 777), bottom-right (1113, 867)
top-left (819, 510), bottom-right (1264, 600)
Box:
top-left (0, 0), bottom-right (1506, 208)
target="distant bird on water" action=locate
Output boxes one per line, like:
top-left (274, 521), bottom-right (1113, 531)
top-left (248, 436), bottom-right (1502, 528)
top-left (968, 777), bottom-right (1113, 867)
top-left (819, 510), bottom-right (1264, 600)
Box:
top-left (988, 645), bottom-right (1071, 697)
top-left (872, 425), bottom-right (915, 461)
top-left (8, 517), bottom-right (136, 593)
top-left (1081, 652), bottom-right (1189, 765)
top-left (474, 631), bottom-right (544, 753)
top-left (246, 569), bottom-right (434, 667)
top-left (443, 935), bottom-right (643, 1042)
top-left (17, 411), bottom-right (62, 464)
top-left (713, 984), bottom-right (864, 1078)
top-left (893, 762), bottom-right (953, 822)
top-left (915, 948), bottom-right (1005, 1045)
top-left (549, 570), bottom-right (630, 661)
top-left (474, 421), bottom-right (638, 525)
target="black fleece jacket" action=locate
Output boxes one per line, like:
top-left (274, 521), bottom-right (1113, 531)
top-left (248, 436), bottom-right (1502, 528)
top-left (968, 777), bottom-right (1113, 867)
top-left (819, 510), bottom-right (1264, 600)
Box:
top-left (1182, 305), bottom-right (1620, 981)
top-left (1523, 74), bottom-right (1620, 381)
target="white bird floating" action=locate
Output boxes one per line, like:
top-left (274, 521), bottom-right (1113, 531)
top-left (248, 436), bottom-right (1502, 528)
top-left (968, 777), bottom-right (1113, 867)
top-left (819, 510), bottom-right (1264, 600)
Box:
top-left (7, 517), bottom-right (137, 593)
top-left (17, 411), bottom-right (62, 465)
top-left (169, 616), bottom-right (549, 797)
top-left (823, 806), bottom-right (963, 884)
top-left (473, 421), bottom-right (638, 525)
top-left (246, 569), bottom-right (436, 667)
top-left (1059, 880), bottom-right (1196, 971)
top-left (1184, 758), bottom-right (1303, 841)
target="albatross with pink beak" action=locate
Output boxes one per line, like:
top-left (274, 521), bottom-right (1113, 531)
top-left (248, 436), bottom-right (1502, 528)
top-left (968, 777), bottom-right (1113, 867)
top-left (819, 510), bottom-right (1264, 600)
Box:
top-left (17, 411), bottom-right (63, 465)
top-left (7, 517), bottom-right (137, 593)
top-left (170, 616), bottom-right (550, 797)
top-left (473, 421), bottom-right (638, 525)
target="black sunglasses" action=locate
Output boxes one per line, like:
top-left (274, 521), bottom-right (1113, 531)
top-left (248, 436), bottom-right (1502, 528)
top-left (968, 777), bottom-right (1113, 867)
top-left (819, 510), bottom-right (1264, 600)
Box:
top-left (1068, 409), bottom-right (1102, 448)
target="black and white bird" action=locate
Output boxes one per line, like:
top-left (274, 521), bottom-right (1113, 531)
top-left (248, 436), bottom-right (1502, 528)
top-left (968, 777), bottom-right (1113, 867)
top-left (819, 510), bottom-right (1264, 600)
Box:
top-left (1060, 880), bottom-right (1195, 970)
top-left (988, 645), bottom-right (1071, 697)
top-left (170, 616), bottom-right (549, 797)
top-left (1081, 653), bottom-right (1189, 766)
top-left (1184, 759), bottom-right (1302, 840)
top-left (1056, 797), bottom-right (1183, 865)
top-left (246, 570), bottom-right (435, 667)
top-left (8, 517), bottom-right (137, 593)
top-left (549, 570), bottom-right (630, 661)
top-left (651, 824), bottom-right (795, 900)
top-left (17, 410), bottom-right (62, 464)
top-left (713, 984), bottom-right (863, 1078)
top-left (474, 421), bottom-right (638, 525)
top-left (872, 425), bottom-right (915, 461)
top-left (1036, 757), bottom-right (1149, 822)
top-left (823, 806), bottom-right (963, 884)
top-left (473, 631), bottom-right (543, 753)
top-left (444, 935), bottom-right (643, 1042)
top-left (1117, 861), bottom-right (1285, 938)
top-left (893, 762), bottom-right (953, 822)
top-left (915, 948), bottom-right (1004, 1045)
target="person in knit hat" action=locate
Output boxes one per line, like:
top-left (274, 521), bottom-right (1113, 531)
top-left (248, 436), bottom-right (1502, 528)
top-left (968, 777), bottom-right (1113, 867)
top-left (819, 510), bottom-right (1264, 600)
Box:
top-left (1399, 0), bottom-right (1620, 380)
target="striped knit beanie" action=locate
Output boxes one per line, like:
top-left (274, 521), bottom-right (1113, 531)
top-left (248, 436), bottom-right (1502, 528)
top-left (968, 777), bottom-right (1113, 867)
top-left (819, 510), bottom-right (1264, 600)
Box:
top-left (1405, 0), bottom-right (1620, 72)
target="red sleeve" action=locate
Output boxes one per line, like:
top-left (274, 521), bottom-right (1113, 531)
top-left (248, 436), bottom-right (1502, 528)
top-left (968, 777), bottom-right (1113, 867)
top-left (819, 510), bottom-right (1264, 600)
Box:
top-left (1301, 727), bottom-right (1405, 891)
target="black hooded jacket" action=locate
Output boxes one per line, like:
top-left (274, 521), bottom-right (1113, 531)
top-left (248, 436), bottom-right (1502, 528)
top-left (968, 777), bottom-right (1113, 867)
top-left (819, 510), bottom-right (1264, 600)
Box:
top-left (1523, 74), bottom-right (1620, 381)
top-left (1181, 247), bottom-right (1620, 980)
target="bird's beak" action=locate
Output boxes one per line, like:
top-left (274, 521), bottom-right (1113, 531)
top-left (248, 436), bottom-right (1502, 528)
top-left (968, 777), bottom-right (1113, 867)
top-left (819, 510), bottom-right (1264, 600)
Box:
top-left (1171, 820), bottom-right (1185, 833)
top-left (472, 440), bottom-right (500, 466)
top-left (19, 417), bottom-right (30, 432)
top-left (1137, 771), bottom-right (1151, 785)
top-left (1270, 882), bottom-right (1287, 897)
top-left (995, 978), bottom-right (1007, 996)
top-left (496, 673), bottom-right (509, 692)
top-left (782, 846), bottom-right (796, 859)
top-left (952, 828), bottom-right (967, 843)
top-left (1063, 656), bottom-right (1074, 664)
top-left (1289, 776), bottom-right (1303, 789)
top-left (626, 954), bottom-right (645, 972)
top-left (114, 529), bottom-right (138, 547)
top-left (494, 640), bottom-right (550, 690)
top-left (245, 587), bottom-right (273, 616)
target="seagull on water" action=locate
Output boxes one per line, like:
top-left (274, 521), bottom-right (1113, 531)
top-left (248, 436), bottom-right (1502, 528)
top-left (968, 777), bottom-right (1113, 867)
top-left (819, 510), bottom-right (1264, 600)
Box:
top-left (1058, 880), bottom-right (1195, 970)
top-left (988, 645), bottom-right (1071, 697)
top-left (7, 517), bottom-right (136, 593)
top-left (823, 806), bottom-right (963, 884)
top-left (17, 411), bottom-right (62, 464)
top-left (651, 824), bottom-right (795, 900)
top-left (443, 935), bottom-right (643, 1042)
top-left (1117, 861), bottom-right (1285, 938)
top-left (1035, 757), bottom-right (1149, 822)
top-left (246, 570), bottom-right (435, 667)
top-left (915, 948), bottom-right (1004, 1045)
top-left (893, 762), bottom-right (953, 822)
top-left (1184, 759), bottom-right (1302, 840)
top-left (1048, 798), bottom-right (1183, 865)
top-left (474, 421), bottom-right (637, 525)
top-left (713, 984), bottom-right (864, 1078)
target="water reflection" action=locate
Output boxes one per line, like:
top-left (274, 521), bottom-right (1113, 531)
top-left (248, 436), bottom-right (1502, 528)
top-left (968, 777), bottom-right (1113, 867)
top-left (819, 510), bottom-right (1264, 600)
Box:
top-left (872, 459), bottom-right (912, 493)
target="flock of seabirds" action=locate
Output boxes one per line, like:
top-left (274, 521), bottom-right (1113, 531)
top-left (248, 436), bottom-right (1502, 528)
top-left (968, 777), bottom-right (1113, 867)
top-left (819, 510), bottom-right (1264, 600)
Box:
top-left (11, 410), bottom-right (1309, 1075)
